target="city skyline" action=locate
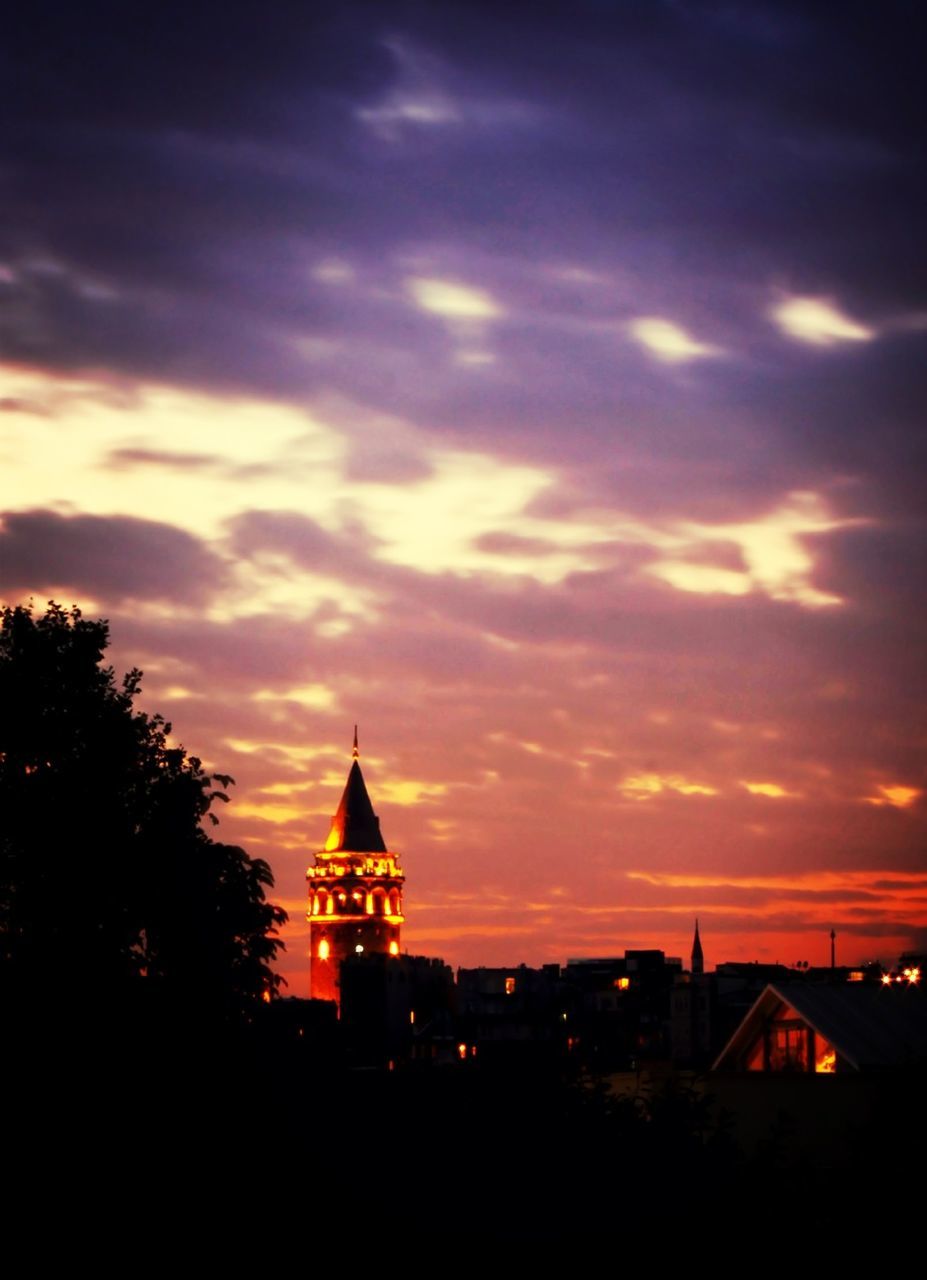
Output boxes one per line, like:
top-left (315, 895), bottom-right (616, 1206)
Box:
top-left (1, 2), bottom-right (925, 992)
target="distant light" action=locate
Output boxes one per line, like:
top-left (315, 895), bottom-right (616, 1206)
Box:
top-left (881, 973), bottom-right (893, 986)
top-left (458, 1043), bottom-right (467, 1061)
top-left (615, 976), bottom-right (630, 990)
top-left (409, 1009), bottom-right (415, 1025)
top-left (389, 940), bottom-right (400, 956)
top-left (318, 939), bottom-right (330, 961)
top-left (355, 944), bottom-right (364, 954)
top-left (505, 976), bottom-right (516, 995)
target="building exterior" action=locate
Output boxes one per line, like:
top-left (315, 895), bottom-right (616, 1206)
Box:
top-left (456, 964), bottom-right (568, 1063)
top-left (307, 730), bottom-right (404, 1007)
top-left (341, 952), bottom-right (455, 1067)
top-left (563, 950), bottom-right (682, 1068)
top-left (713, 980), bottom-right (927, 1074)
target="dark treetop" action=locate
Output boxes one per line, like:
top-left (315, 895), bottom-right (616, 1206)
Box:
top-left (0, 601), bottom-right (287, 1032)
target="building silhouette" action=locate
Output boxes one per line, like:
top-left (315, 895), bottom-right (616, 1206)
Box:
top-left (307, 729), bottom-right (404, 1007)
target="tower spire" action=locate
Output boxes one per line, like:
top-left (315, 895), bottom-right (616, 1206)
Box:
top-left (691, 918), bottom-right (704, 975)
top-left (353, 724), bottom-right (359, 759)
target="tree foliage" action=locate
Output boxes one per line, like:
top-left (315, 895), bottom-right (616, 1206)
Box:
top-left (0, 601), bottom-right (286, 1029)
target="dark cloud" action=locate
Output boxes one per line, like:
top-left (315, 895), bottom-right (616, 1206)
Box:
top-left (1, 1), bottom-right (923, 478)
top-left (0, 396), bottom-right (51, 415)
top-left (104, 447), bottom-right (223, 471)
top-left (0, 509), bottom-right (228, 604)
top-left (473, 531), bottom-right (561, 557)
top-left (226, 509), bottom-right (378, 576)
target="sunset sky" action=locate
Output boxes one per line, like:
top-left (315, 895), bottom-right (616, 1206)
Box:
top-left (2, 2), bottom-right (925, 990)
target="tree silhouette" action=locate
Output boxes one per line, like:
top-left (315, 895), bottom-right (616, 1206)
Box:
top-left (0, 601), bottom-right (286, 1035)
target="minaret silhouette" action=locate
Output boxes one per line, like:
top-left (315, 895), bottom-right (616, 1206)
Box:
top-left (691, 918), bottom-right (704, 975)
top-left (306, 729), bottom-right (405, 1006)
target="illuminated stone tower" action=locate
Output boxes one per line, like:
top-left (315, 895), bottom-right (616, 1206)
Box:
top-left (307, 729), bottom-right (404, 1006)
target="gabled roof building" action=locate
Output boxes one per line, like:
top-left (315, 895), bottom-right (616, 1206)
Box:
top-left (713, 981), bottom-right (927, 1074)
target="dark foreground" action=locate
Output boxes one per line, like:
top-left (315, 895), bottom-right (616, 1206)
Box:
top-left (7, 1019), bottom-right (925, 1261)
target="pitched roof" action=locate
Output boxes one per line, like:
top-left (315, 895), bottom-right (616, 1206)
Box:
top-left (713, 981), bottom-right (927, 1072)
top-left (324, 758), bottom-right (387, 853)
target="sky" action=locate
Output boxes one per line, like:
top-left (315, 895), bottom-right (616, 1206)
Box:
top-left (2, 1), bottom-right (926, 990)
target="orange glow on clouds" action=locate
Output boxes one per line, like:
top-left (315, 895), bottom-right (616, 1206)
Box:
top-left (865, 785), bottom-right (921, 809)
top-left (741, 782), bottom-right (794, 798)
top-left (620, 773), bottom-right (717, 799)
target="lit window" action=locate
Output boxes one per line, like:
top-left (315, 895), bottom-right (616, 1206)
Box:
top-left (769, 1021), bottom-right (809, 1072)
top-left (614, 977), bottom-right (630, 990)
top-left (505, 976), bottom-right (515, 995)
top-left (458, 1043), bottom-right (467, 1061)
top-left (814, 1036), bottom-right (836, 1073)
top-left (389, 940), bottom-right (400, 956)
top-left (355, 944), bottom-right (364, 954)
top-left (318, 939), bottom-right (330, 961)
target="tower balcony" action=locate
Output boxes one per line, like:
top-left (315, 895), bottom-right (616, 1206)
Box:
top-left (308, 881), bottom-right (404, 922)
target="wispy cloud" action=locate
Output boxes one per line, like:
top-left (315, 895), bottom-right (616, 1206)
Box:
top-left (865, 784), bottom-right (921, 809)
top-left (407, 276), bottom-right (501, 320)
top-left (771, 295), bottom-right (875, 346)
top-left (629, 317), bottom-right (722, 363)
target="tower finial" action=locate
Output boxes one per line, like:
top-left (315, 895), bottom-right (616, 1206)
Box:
top-left (352, 724), bottom-right (359, 759)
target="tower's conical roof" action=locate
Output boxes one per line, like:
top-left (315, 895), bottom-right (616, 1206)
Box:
top-left (691, 918), bottom-right (704, 970)
top-left (323, 729), bottom-right (387, 853)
